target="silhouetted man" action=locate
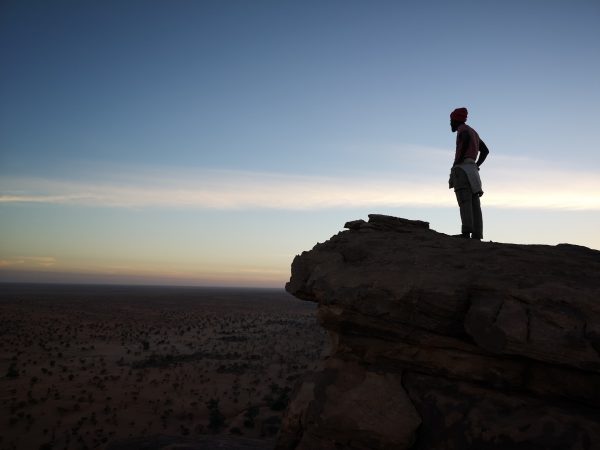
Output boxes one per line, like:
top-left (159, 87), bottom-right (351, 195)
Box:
top-left (448, 107), bottom-right (490, 240)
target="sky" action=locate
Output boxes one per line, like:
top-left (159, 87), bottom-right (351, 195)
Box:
top-left (1, 0), bottom-right (599, 288)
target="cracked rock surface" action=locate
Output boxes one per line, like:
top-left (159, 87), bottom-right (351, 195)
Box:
top-left (277, 214), bottom-right (600, 450)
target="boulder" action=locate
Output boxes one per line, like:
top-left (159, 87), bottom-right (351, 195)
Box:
top-left (277, 214), bottom-right (600, 449)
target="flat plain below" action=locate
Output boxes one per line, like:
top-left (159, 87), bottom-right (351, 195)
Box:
top-left (0, 283), bottom-right (325, 450)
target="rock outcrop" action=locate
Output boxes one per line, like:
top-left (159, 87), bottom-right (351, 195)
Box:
top-left (277, 214), bottom-right (600, 450)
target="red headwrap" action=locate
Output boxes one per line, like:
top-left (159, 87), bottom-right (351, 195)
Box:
top-left (450, 107), bottom-right (468, 122)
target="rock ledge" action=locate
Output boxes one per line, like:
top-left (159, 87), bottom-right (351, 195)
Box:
top-left (277, 214), bottom-right (600, 450)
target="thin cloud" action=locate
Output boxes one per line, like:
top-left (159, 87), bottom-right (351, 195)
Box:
top-left (1, 156), bottom-right (599, 210)
top-left (0, 256), bottom-right (57, 268)
top-left (0, 172), bottom-right (451, 209)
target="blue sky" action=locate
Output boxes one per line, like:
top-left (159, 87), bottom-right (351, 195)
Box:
top-left (1, 0), bottom-right (599, 287)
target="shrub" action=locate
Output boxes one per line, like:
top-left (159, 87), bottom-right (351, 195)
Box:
top-left (6, 362), bottom-right (19, 379)
top-left (243, 405), bottom-right (259, 428)
top-left (266, 384), bottom-right (291, 411)
top-left (261, 415), bottom-right (281, 436)
top-left (206, 398), bottom-right (225, 433)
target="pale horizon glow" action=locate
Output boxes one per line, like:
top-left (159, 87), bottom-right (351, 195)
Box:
top-left (2, 154), bottom-right (600, 211)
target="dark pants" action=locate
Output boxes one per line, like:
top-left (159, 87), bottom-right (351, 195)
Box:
top-left (453, 168), bottom-right (483, 239)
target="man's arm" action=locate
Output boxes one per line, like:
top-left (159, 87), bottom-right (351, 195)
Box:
top-left (453, 129), bottom-right (470, 165)
top-left (476, 139), bottom-right (490, 167)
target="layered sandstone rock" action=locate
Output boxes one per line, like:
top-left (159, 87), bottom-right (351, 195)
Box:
top-left (278, 214), bottom-right (600, 450)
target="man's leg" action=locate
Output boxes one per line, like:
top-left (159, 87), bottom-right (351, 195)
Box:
top-left (455, 188), bottom-right (474, 236)
top-left (472, 194), bottom-right (483, 239)
top-left (453, 168), bottom-right (475, 237)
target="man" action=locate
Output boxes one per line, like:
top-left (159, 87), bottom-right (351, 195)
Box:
top-left (448, 107), bottom-right (490, 240)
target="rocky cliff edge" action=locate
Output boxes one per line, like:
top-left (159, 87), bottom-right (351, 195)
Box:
top-left (277, 214), bottom-right (600, 450)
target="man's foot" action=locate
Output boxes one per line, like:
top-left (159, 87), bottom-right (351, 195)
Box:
top-left (453, 232), bottom-right (470, 239)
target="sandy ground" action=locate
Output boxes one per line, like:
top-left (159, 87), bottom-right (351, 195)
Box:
top-left (0, 284), bottom-right (325, 450)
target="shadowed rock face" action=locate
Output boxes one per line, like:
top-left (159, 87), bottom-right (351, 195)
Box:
top-left (277, 214), bottom-right (600, 450)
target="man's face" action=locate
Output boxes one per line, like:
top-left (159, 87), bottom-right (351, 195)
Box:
top-left (450, 120), bottom-right (460, 132)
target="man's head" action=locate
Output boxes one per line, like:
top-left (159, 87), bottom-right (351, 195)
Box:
top-left (450, 107), bottom-right (468, 132)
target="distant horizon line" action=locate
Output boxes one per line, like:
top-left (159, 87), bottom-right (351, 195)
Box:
top-left (0, 280), bottom-right (287, 291)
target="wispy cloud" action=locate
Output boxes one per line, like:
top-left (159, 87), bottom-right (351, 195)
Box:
top-left (0, 170), bottom-right (450, 209)
top-left (0, 256), bottom-right (57, 268)
top-left (1, 154), bottom-right (599, 210)
top-left (484, 154), bottom-right (600, 210)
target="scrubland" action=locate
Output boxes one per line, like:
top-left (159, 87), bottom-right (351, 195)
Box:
top-left (0, 284), bottom-right (325, 450)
